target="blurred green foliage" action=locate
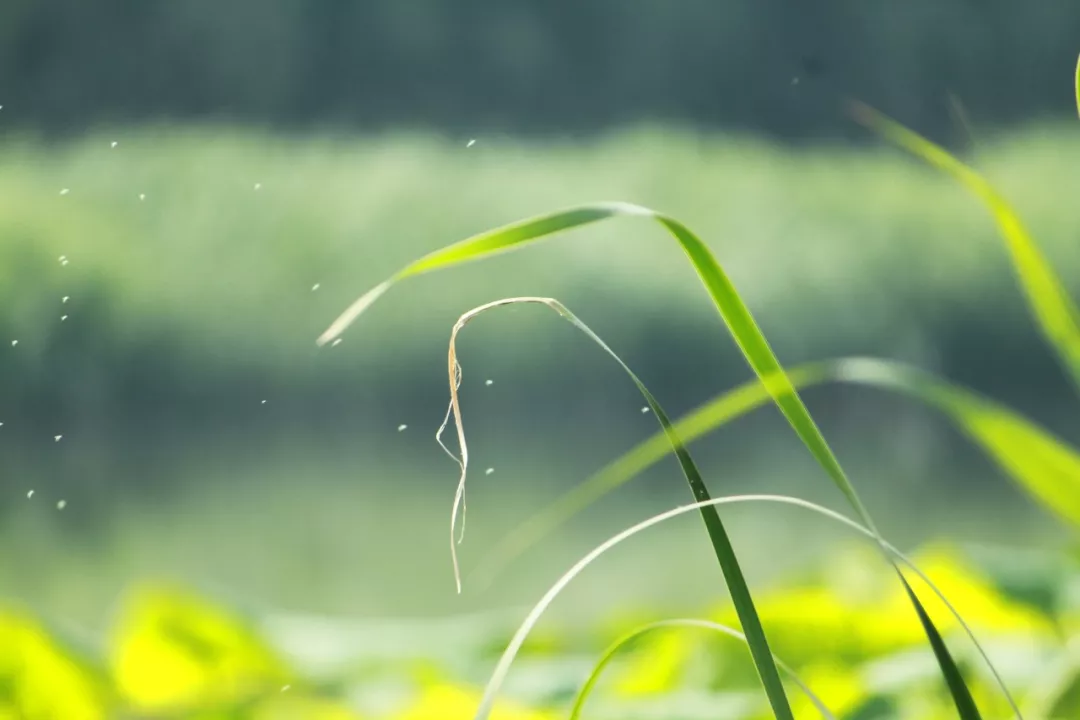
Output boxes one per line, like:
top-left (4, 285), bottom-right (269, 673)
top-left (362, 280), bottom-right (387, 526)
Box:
top-left (1, 543), bottom-right (1077, 718)
top-left (0, 0), bottom-right (1078, 139)
top-left (0, 123), bottom-right (1078, 431)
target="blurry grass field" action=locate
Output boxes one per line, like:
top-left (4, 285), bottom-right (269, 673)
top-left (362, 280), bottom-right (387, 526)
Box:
top-left (0, 122), bottom-right (1078, 385)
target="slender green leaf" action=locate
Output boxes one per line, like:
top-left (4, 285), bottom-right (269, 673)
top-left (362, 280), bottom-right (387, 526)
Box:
top-left (472, 357), bottom-right (1080, 591)
top-left (899, 575), bottom-right (983, 718)
top-left (322, 204), bottom-right (986, 717)
top-left (472, 493), bottom-right (986, 720)
top-left (853, 102), bottom-right (1080, 394)
top-left (1075, 53), bottom-right (1080, 119)
top-left (569, 619), bottom-right (837, 720)
top-left (441, 297), bottom-right (793, 720)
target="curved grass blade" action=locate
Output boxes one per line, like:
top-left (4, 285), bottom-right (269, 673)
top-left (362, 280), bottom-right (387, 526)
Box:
top-left (852, 103), bottom-right (1080, 393)
top-left (323, 205), bottom-right (987, 717)
top-left (473, 494), bottom-right (986, 720)
top-left (317, 201), bottom-right (869, 523)
top-left (440, 296), bottom-right (795, 720)
top-left (472, 356), bottom-right (1080, 591)
top-left (569, 619), bottom-right (837, 720)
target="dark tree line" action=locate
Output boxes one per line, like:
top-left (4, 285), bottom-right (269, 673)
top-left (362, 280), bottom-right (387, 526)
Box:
top-left (1, 0), bottom-right (1078, 140)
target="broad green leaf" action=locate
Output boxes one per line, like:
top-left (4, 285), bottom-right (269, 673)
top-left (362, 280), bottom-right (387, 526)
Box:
top-left (109, 584), bottom-right (291, 714)
top-left (569, 619), bottom-right (836, 720)
top-left (853, 103), bottom-right (1080, 394)
top-left (442, 297), bottom-right (794, 720)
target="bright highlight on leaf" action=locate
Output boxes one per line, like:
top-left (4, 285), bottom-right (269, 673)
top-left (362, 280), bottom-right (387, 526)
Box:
top-left (1075, 53), bottom-right (1079, 119)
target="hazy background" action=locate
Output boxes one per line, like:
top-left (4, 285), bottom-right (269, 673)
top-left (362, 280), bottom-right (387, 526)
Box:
top-left (1, 0), bottom-right (1078, 633)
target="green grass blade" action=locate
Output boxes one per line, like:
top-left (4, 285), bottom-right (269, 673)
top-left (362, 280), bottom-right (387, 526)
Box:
top-left (473, 493), bottom-right (987, 720)
top-left (853, 103), bottom-right (1080, 393)
top-left (323, 205), bottom-right (982, 716)
top-left (443, 297), bottom-right (794, 720)
top-left (900, 575), bottom-right (983, 719)
top-left (1075, 53), bottom-right (1079, 119)
top-left (570, 619), bottom-right (837, 720)
top-left (319, 201), bottom-right (870, 524)
top-left (467, 355), bottom-right (1069, 715)
top-left (472, 356), bottom-right (1080, 591)
top-left (836, 359), bottom-right (1080, 528)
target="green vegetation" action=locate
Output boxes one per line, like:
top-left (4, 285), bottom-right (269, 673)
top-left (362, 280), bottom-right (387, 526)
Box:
top-left (307, 101), bottom-right (1079, 718)
top-left (1, 122), bottom-right (1080, 423)
top-left (2, 70), bottom-right (1080, 720)
top-left (3, 0), bottom-right (1078, 140)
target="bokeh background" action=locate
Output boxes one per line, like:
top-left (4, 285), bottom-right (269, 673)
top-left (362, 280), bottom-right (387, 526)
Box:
top-left (1, 2), bottom-right (1079, 711)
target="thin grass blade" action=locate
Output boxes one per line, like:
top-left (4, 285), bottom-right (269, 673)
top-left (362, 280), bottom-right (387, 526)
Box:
top-left (852, 103), bottom-right (1080, 393)
top-left (1075, 53), bottom-right (1079, 119)
top-left (472, 356), bottom-right (1080, 591)
top-left (443, 297), bottom-right (794, 720)
top-left (900, 575), bottom-right (983, 719)
top-left (569, 619), bottom-right (837, 720)
top-left (323, 205), bottom-right (987, 716)
top-left (473, 493), bottom-right (990, 720)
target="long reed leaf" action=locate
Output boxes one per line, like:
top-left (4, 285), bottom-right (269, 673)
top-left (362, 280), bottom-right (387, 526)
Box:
top-left (471, 357), bottom-right (1080, 591)
top-left (853, 103), bottom-right (1080, 394)
top-left (322, 204), bottom-right (987, 717)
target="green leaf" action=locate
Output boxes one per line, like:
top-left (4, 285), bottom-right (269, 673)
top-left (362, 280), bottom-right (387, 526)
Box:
top-left (899, 575), bottom-right (982, 719)
top-left (853, 102), bottom-right (1080, 395)
top-left (321, 203), bottom-right (988, 718)
top-left (440, 297), bottom-right (794, 720)
top-left (1075, 53), bottom-right (1079, 119)
top-left (569, 619), bottom-right (837, 720)
top-left (473, 357), bottom-right (1080, 586)
top-left (471, 493), bottom-right (983, 720)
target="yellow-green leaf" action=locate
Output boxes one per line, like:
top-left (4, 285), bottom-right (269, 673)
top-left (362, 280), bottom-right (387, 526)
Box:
top-left (854, 103), bottom-right (1080, 394)
top-left (0, 609), bottom-right (110, 720)
top-left (109, 584), bottom-right (291, 713)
